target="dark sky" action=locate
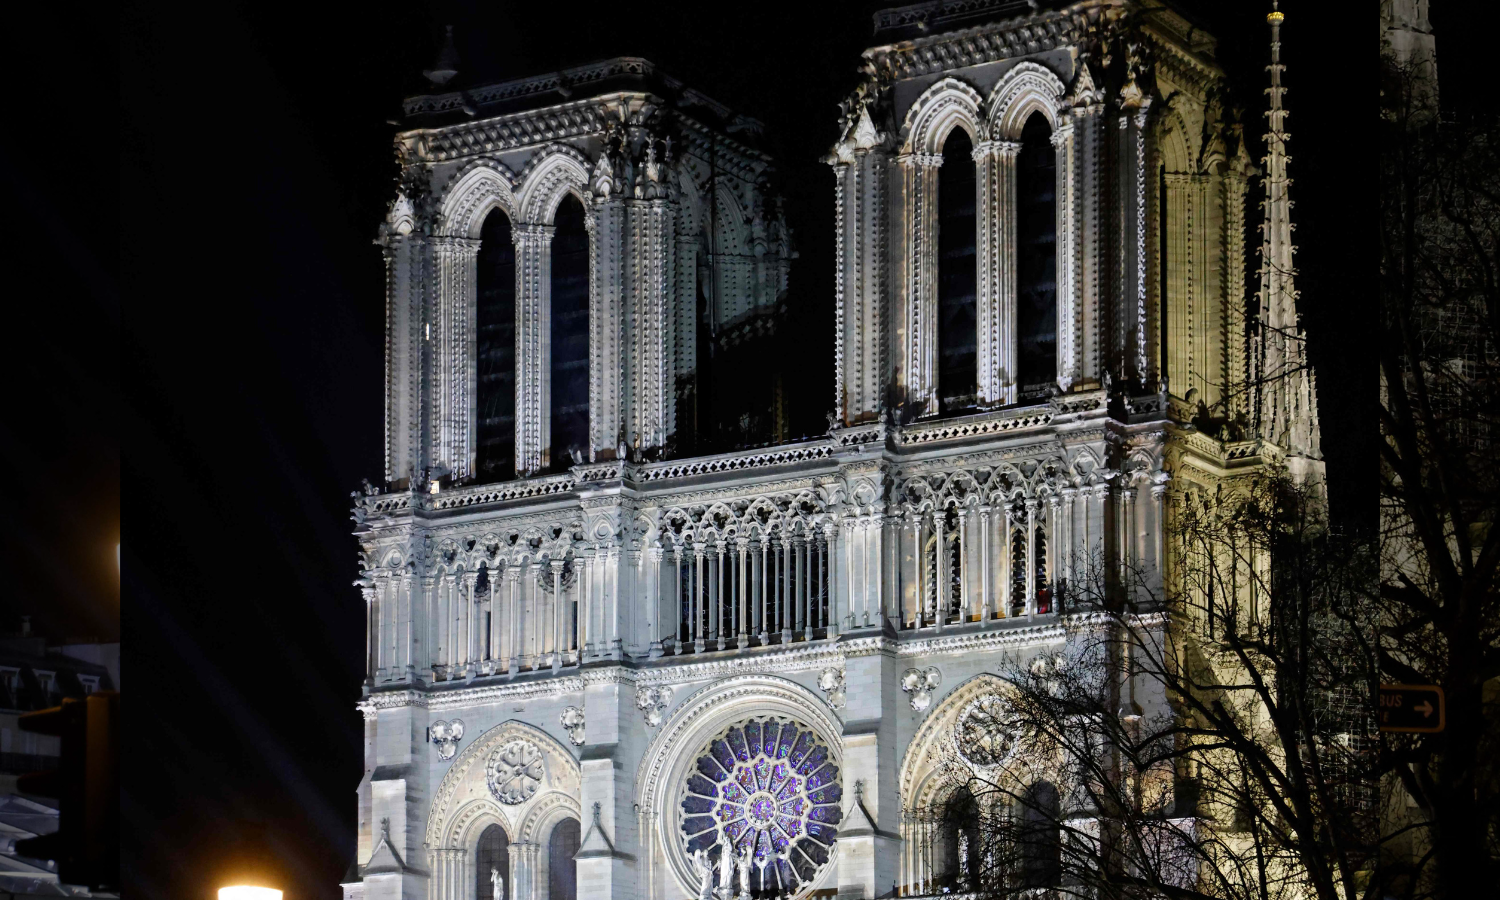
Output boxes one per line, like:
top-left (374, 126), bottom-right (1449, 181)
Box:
top-left (115, 2), bottom-right (1371, 898)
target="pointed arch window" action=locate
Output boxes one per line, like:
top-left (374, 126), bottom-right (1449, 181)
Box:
top-left (476, 209), bottom-right (517, 481)
top-left (1020, 781), bottom-right (1061, 887)
top-left (476, 823), bottom-right (510, 900)
top-left (547, 817), bottom-right (580, 900)
top-left (550, 195), bottom-right (590, 471)
top-left (937, 127), bottom-right (978, 413)
top-left (1016, 112), bottom-right (1057, 395)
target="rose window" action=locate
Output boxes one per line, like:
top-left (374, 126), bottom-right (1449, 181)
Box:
top-left (954, 694), bottom-right (1018, 768)
top-left (487, 740), bottom-right (545, 805)
top-left (679, 717), bottom-right (841, 897)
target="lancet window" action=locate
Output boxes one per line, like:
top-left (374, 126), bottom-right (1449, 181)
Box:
top-left (547, 818), bottom-right (580, 900)
top-left (1016, 112), bottom-right (1057, 396)
top-left (476, 824), bottom-right (510, 900)
top-left (937, 128), bottom-right (978, 413)
top-left (1019, 782), bottom-right (1061, 888)
top-left (476, 209), bottom-right (518, 481)
top-left (549, 195), bottom-right (590, 471)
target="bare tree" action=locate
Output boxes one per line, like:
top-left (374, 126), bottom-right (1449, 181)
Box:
top-left (916, 475), bottom-right (1382, 900)
top-left (1377, 54), bottom-right (1500, 900)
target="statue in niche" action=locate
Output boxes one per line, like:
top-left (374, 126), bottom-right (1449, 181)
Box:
top-left (491, 868), bottom-right (504, 900)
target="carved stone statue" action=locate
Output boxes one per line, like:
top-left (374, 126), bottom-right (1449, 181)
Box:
top-left (716, 844), bottom-right (734, 896)
top-left (735, 844), bottom-right (753, 900)
top-left (957, 833), bottom-right (969, 888)
top-left (691, 847), bottom-right (714, 900)
top-left (491, 868), bottom-right (504, 900)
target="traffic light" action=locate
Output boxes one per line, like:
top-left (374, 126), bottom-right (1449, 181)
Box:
top-left (15, 691), bottom-right (119, 890)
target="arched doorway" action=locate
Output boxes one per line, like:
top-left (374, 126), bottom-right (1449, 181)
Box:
top-left (476, 823), bottom-right (510, 900)
top-left (546, 817), bottom-right (580, 900)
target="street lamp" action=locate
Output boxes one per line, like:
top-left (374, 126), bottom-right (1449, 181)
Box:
top-left (219, 888), bottom-right (282, 900)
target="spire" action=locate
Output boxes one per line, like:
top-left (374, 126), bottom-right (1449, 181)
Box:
top-left (424, 25), bottom-right (460, 87)
top-left (1253, 1), bottom-right (1322, 469)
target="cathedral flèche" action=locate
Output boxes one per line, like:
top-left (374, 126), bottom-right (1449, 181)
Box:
top-left (347, 3), bottom-right (1321, 900)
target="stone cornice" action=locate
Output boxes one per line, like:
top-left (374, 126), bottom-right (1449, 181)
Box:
top-left (862, 1), bottom-right (1108, 83)
top-left (354, 616), bottom-right (1146, 714)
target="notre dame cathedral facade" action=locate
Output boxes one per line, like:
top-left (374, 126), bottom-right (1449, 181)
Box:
top-left (346, 3), bottom-right (1322, 900)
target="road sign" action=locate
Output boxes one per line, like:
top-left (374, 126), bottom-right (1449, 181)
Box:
top-left (1379, 684), bottom-right (1445, 733)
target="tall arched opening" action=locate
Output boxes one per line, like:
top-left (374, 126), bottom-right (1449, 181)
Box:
top-left (546, 817), bottom-right (580, 900)
top-left (937, 127), bottom-right (978, 413)
top-left (549, 194), bottom-right (590, 471)
top-left (476, 209), bottom-right (517, 481)
top-left (1016, 111), bottom-right (1057, 395)
top-left (475, 823), bottom-right (511, 900)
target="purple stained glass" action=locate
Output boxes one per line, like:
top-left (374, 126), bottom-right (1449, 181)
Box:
top-left (788, 732), bottom-right (813, 768)
top-left (728, 727), bottom-right (749, 761)
top-left (769, 762), bottom-right (789, 793)
top-left (682, 718), bottom-right (840, 898)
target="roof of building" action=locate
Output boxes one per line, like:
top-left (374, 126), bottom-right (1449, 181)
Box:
top-left (401, 56), bottom-right (764, 136)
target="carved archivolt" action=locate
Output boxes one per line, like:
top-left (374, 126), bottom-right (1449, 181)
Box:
top-left (986, 61), bottom-right (1068, 139)
top-left (901, 77), bottom-right (985, 156)
top-left (897, 671), bottom-right (1064, 812)
top-left (516, 145), bottom-right (592, 224)
top-left (898, 672), bottom-right (1009, 809)
top-left (426, 719), bottom-right (580, 849)
top-left (439, 158), bottom-right (520, 238)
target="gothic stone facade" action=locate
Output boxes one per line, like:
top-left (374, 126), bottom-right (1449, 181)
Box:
top-left (347, 3), bottom-right (1307, 900)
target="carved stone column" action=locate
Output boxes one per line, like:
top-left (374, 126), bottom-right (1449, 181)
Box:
top-left (646, 545), bottom-right (665, 658)
top-left (550, 558), bottom-right (566, 670)
top-left (1025, 499), bottom-right (1038, 617)
top-left (896, 152), bottom-right (944, 415)
top-left (381, 234), bottom-right (425, 485)
top-left (506, 567), bottom-right (522, 676)
top-left (401, 569), bottom-right (418, 680)
top-left (514, 223), bottom-right (555, 474)
top-left (462, 571), bottom-right (478, 674)
top-left (362, 584), bottom-right (377, 686)
top-left (1073, 97), bottom-right (1106, 386)
top-left (831, 138), bottom-right (892, 425)
top-left (975, 140), bottom-right (1020, 406)
top-left (624, 197), bottom-right (675, 453)
top-left (1115, 104), bottom-right (1152, 382)
top-left (977, 505), bottom-right (992, 623)
top-left (432, 236), bottom-right (482, 480)
top-left (1051, 121), bottom-right (1080, 391)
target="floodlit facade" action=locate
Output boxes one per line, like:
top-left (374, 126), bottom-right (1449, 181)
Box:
top-left (345, 3), bottom-right (1321, 900)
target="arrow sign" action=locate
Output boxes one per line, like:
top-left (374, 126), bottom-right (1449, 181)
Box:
top-left (1379, 684), bottom-right (1445, 733)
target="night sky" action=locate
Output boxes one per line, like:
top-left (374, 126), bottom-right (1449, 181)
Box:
top-left (115, 2), bottom-right (1372, 898)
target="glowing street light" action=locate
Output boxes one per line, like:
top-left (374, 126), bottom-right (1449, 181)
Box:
top-left (219, 888), bottom-right (283, 900)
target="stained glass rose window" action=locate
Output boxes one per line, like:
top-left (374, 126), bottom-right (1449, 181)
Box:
top-left (679, 717), bottom-right (841, 897)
